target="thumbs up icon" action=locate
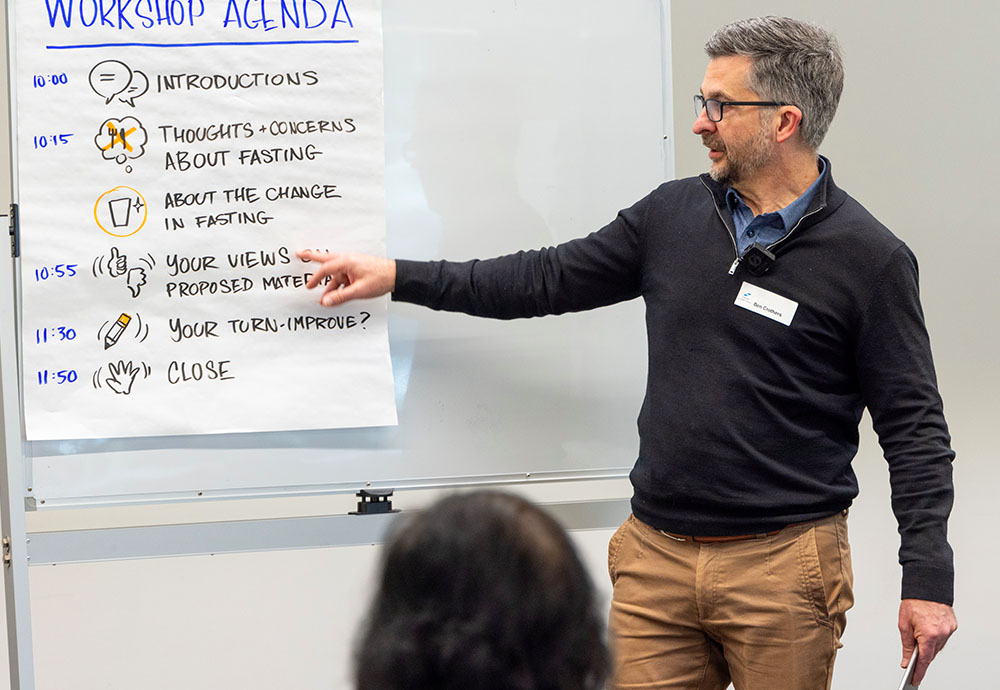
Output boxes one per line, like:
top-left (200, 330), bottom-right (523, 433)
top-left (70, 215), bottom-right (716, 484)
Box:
top-left (107, 246), bottom-right (127, 278)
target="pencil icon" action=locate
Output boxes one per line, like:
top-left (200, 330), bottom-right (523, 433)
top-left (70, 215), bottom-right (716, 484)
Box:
top-left (104, 313), bottom-right (131, 349)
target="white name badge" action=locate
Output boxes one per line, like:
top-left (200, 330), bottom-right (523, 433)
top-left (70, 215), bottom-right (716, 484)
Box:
top-left (734, 281), bottom-right (799, 326)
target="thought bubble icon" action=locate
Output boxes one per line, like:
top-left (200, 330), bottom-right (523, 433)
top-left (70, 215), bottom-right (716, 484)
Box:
top-left (119, 70), bottom-right (148, 107)
top-left (89, 60), bottom-right (132, 104)
top-left (95, 117), bottom-right (148, 164)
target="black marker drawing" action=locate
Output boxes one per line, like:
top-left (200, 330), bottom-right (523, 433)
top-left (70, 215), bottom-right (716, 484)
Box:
top-left (89, 60), bottom-right (148, 107)
top-left (126, 267), bottom-right (147, 298)
top-left (94, 187), bottom-right (148, 238)
top-left (93, 249), bottom-right (155, 298)
top-left (92, 360), bottom-right (151, 395)
top-left (105, 246), bottom-right (127, 277)
top-left (103, 313), bottom-right (130, 349)
top-left (95, 116), bottom-right (148, 170)
top-left (97, 312), bottom-right (149, 350)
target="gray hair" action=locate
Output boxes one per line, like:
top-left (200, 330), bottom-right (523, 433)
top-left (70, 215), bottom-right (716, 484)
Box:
top-left (705, 16), bottom-right (844, 150)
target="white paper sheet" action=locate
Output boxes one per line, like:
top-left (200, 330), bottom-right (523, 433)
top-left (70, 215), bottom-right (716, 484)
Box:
top-left (16, 0), bottom-right (397, 440)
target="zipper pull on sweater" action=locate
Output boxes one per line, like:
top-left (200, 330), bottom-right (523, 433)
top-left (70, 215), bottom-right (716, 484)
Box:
top-left (728, 257), bottom-right (740, 275)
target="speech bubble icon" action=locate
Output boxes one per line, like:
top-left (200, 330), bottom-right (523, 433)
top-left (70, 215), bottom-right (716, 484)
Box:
top-left (89, 60), bottom-right (132, 104)
top-left (119, 70), bottom-right (149, 107)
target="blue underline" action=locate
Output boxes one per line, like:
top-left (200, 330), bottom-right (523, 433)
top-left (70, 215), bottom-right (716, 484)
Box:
top-left (47, 39), bottom-right (359, 49)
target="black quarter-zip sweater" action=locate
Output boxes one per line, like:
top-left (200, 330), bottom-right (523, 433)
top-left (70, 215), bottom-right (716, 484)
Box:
top-left (392, 161), bottom-right (955, 605)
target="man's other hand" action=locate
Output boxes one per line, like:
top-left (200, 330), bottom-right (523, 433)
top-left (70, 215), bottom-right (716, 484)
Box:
top-left (296, 250), bottom-right (396, 307)
top-left (898, 598), bottom-right (957, 686)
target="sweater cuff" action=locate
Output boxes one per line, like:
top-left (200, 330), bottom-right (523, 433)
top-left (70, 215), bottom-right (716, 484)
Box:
top-left (901, 563), bottom-right (954, 605)
top-left (390, 259), bottom-right (436, 305)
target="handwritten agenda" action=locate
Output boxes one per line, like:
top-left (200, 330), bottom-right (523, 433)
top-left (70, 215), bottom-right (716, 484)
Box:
top-left (18, 0), bottom-right (396, 439)
top-left (44, 0), bottom-right (355, 32)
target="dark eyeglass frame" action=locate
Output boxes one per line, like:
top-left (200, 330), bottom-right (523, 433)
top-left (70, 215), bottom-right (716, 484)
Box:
top-left (694, 94), bottom-right (790, 122)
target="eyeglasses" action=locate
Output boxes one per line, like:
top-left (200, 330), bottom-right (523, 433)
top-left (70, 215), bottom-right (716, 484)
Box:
top-left (694, 94), bottom-right (789, 123)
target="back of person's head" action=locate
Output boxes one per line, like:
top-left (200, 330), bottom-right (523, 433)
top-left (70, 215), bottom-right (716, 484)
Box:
top-left (355, 490), bottom-right (609, 690)
top-left (705, 16), bottom-right (844, 150)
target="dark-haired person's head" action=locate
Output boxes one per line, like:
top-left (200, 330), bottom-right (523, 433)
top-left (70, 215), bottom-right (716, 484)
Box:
top-left (355, 490), bottom-right (609, 690)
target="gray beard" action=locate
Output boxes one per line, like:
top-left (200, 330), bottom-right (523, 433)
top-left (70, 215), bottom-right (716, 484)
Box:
top-left (703, 128), bottom-right (773, 187)
top-left (709, 163), bottom-right (734, 186)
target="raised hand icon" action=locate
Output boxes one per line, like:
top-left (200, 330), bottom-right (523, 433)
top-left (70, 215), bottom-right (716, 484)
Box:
top-left (105, 360), bottom-right (140, 395)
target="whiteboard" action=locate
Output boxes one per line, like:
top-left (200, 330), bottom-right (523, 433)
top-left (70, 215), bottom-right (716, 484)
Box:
top-left (6, 0), bottom-right (672, 508)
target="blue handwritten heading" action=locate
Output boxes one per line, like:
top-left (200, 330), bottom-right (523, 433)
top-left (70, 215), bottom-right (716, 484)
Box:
top-left (44, 0), bottom-right (355, 33)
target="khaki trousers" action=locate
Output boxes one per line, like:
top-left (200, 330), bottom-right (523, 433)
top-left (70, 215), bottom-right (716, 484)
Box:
top-left (608, 511), bottom-right (854, 690)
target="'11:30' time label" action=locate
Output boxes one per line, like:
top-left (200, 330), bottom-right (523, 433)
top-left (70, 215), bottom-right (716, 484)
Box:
top-left (35, 327), bottom-right (76, 344)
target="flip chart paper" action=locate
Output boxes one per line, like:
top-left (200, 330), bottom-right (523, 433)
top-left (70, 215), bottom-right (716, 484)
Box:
top-left (16, 1), bottom-right (397, 440)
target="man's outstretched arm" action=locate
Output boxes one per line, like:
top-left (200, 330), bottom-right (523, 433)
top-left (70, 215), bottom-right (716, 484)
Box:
top-left (297, 250), bottom-right (396, 307)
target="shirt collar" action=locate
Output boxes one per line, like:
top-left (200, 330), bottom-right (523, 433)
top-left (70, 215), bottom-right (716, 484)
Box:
top-left (724, 157), bottom-right (828, 232)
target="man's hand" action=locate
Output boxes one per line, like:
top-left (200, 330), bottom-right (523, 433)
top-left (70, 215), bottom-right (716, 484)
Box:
top-left (898, 598), bottom-right (957, 685)
top-left (296, 250), bottom-right (396, 307)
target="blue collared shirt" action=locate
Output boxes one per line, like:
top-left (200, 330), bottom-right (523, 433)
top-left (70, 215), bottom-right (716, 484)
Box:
top-left (726, 158), bottom-right (827, 255)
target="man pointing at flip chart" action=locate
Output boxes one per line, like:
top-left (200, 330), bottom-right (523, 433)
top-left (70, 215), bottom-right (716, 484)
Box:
top-left (298, 16), bottom-right (956, 690)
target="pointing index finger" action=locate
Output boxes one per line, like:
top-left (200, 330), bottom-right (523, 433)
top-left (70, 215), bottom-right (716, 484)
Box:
top-left (303, 254), bottom-right (350, 290)
top-left (296, 249), bottom-right (337, 262)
